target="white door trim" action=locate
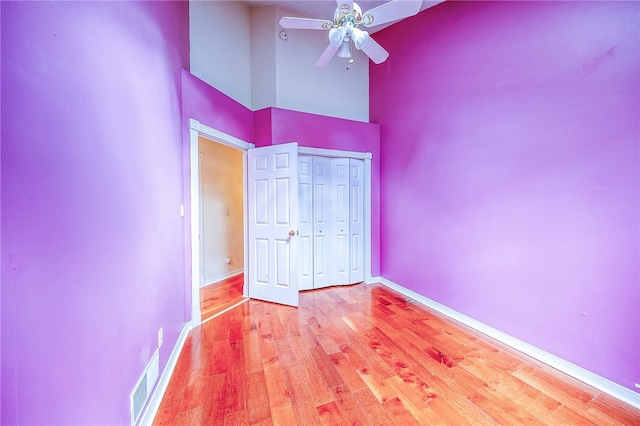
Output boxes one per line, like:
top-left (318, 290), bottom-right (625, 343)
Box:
top-left (299, 146), bottom-right (372, 160)
top-left (188, 119), bottom-right (254, 327)
top-left (364, 157), bottom-right (372, 283)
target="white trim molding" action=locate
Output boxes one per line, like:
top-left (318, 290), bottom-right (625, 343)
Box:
top-left (377, 277), bottom-right (640, 410)
top-left (189, 125), bottom-right (202, 327)
top-left (363, 158), bottom-right (372, 284)
top-left (190, 119), bottom-right (255, 151)
top-left (139, 321), bottom-right (193, 426)
top-left (299, 145), bottom-right (372, 160)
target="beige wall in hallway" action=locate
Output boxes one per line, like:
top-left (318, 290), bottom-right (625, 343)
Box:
top-left (199, 137), bottom-right (244, 286)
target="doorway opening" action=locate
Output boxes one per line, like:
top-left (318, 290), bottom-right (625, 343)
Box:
top-left (198, 137), bottom-right (246, 322)
top-left (189, 120), bottom-right (254, 327)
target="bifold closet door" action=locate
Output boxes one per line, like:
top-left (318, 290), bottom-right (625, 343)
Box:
top-left (313, 156), bottom-right (333, 289)
top-left (298, 154), bottom-right (366, 290)
top-left (298, 156), bottom-right (313, 291)
top-left (331, 158), bottom-right (351, 285)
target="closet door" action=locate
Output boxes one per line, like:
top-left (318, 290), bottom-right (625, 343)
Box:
top-left (350, 159), bottom-right (364, 283)
top-left (331, 158), bottom-right (351, 285)
top-left (313, 156), bottom-right (332, 289)
top-left (298, 156), bottom-right (313, 291)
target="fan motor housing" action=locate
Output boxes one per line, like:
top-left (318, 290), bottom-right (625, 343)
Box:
top-left (334, 2), bottom-right (363, 27)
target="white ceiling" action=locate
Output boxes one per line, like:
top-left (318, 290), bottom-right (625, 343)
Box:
top-left (243, 0), bottom-right (445, 32)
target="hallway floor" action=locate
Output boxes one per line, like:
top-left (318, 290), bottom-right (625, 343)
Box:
top-left (200, 274), bottom-right (245, 322)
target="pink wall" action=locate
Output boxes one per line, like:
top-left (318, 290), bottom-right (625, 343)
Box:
top-left (371, 1), bottom-right (639, 392)
top-left (1, 2), bottom-right (189, 424)
top-left (255, 107), bottom-right (381, 276)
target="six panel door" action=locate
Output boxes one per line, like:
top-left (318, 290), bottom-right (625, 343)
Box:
top-left (247, 143), bottom-right (299, 307)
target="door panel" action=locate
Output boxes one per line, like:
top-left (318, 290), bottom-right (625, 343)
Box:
top-left (248, 143), bottom-right (298, 306)
top-left (336, 234), bottom-right (349, 274)
top-left (254, 238), bottom-right (269, 285)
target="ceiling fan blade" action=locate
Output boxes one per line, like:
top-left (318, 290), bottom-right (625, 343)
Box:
top-left (361, 0), bottom-right (422, 27)
top-left (279, 17), bottom-right (333, 30)
top-left (359, 36), bottom-right (389, 64)
top-left (315, 43), bottom-right (340, 68)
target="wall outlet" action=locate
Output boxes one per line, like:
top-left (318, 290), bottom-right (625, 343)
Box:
top-left (158, 327), bottom-right (163, 348)
top-left (226, 256), bottom-right (231, 265)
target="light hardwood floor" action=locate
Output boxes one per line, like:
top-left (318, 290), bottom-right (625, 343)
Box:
top-left (200, 274), bottom-right (246, 322)
top-left (156, 283), bottom-right (639, 425)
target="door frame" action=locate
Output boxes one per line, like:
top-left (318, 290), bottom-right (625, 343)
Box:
top-left (189, 119), bottom-right (254, 327)
top-left (188, 119), bottom-right (373, 326)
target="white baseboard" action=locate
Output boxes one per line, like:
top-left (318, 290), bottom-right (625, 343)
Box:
top-left (202, 269), bottom-right (243, 288)
top-left (365, 276), bottom-right (380, 285)
top-left (377, 277), bottom-right (640, 410)
top-left (139, 321), bottom-right (193, 426)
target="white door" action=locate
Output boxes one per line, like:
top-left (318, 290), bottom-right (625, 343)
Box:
top-left (350, 159), bottom-right (364, 283)
top-left (247, 143), bottom-right (299, 307)
top-left (331, 157), bottom-right (351, 285)
top-left (298, 156), bottom-right (313, 291)
top-left (313, 156), bottom-right (333, 289)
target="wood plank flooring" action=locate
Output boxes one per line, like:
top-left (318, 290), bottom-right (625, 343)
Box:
top-left (200, 274), bottom-right (246, 322)
top-left (155, 283), bottom-right (640, 425)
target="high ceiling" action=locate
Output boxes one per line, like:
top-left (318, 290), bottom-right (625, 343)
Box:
top-left (243, 0), bottom-right (445, 32)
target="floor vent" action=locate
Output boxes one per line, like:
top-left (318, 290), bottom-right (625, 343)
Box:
top-left (130, 350), bottom-right (160, 425)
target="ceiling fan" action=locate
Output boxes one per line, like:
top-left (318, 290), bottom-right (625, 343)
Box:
top-left (279, 0), bottom-right (423, 68)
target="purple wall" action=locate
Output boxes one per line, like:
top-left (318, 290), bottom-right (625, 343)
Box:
top-left (182, 70), bottom-right (255, 144)
top-left (371, 1), bottom-right (639, 392)
top-left (1, 2), bottom-right (189, 424)
top-left (254, 107), bottom-right (381, 276)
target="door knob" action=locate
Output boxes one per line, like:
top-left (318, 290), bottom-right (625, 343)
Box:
top-left (289, 230), bottom-right (296, 237)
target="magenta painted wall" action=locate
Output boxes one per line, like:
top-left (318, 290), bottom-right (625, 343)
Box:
top-left (255, 107), bottom-right (381, 277)
top-left (1, 1), bottom-right (189, 424)
top-left (371, 1), bottom-right (639, 392)
top-left (182, 70), bottom-right (255, 144)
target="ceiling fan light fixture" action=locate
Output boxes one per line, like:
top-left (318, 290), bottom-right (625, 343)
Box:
top-left (351, 27), bottom-right (368, 50)
top-left (336, 40), bottom-right (351, 58)
top-left (329, 27), bottom-right (346, 47)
